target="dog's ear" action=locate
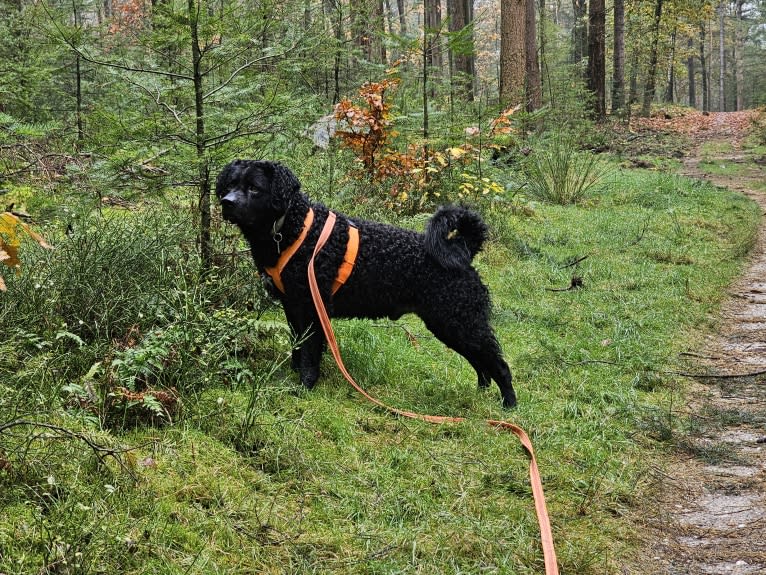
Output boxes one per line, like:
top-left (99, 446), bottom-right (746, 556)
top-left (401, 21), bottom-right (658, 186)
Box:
top-left (215, 159), bottom-right (248, 199)
top-left (264, 162), bottom-right (301, 212)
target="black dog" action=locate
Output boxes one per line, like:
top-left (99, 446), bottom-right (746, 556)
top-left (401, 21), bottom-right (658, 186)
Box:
top-left (216, 160), bottom-right (516, 408)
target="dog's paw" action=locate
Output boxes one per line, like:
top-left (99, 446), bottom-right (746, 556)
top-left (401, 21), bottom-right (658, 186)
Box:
top-left (299, 368), bottom-right (319, 390)
top-left (502, 393), bottom-right (518, 409)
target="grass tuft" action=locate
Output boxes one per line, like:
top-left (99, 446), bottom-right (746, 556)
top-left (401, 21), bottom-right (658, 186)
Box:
top-left (522, 135), bottom-right (611, 205)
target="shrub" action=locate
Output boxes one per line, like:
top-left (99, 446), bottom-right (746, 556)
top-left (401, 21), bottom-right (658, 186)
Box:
top-left (522, 135), bottom-right (610, 205)
top-left (0, 210), bottom-right (196, 339)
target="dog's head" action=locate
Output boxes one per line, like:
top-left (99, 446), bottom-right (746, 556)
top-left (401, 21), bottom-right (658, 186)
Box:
top-left (216, 160), bottom-right (302, 228)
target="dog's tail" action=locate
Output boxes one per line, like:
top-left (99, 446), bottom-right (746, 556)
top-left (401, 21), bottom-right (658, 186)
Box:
top-left (424, 206), bottom-right (488, 269)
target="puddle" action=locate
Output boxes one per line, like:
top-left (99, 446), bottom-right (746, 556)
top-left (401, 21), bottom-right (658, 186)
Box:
top-left (679, 493), bottom-right (764, 529)
top-left (703, 465), bottom-right (761, 478)
top-left (699, 562), bottom-right (763, 574)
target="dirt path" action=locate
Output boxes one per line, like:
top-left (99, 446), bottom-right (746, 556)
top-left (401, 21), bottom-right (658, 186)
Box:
top-left (634, 110), bottom-right (766, 574)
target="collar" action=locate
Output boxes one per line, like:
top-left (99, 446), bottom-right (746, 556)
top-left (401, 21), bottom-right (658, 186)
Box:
top-left (264, 208), bottom-right (314, 293)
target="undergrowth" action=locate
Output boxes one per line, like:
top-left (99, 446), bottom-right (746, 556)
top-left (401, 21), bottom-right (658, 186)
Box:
top-left (0, 160), bottom-right (761, 574)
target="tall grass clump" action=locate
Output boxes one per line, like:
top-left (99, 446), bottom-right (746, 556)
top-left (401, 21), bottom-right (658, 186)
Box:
top-left (523, 135), bottom-right (610, 205)
top-left (0, 210), bottom-right (194, 341)
top-left (0, 207), bottom-right (278, 417)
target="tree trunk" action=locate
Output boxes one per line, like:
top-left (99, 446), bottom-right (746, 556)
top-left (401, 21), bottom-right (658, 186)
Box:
top-left (734, 0), bottom-right (744, 111)
top-left (350, 0), bottom-right (386, 64)
top-left (396, 0), bottom-right (406, 35)
top-left (628, 47), bottom-right (639, 105)
top-left (663, 28), bottom-right (676, 103)
top-left (189, 0), bottom-right (211, 271)
top-left (700, 22), bottom-right (709, 112)
top-left (333, 1), bottom-right (343, 104)
top-left (538, 0), bottom-right (545, 95)
top-left (640, 0), bottom-right (663, 117)
top-left (500, 0), bottom-right (525, 107)
top-left (525, 0), bottom-right (541, 111)
top-left (687, 37), bottom-right (696, 108)
top-left (424, 0), bottom-right (443, 72)
top-left (72, 0), bottom-right (84, 143)
top-left (611, 0), bottom-right (625, 114)
top-left (586, 0), bottom-right (606, 119)
top-left (75, 54), bottom-right (83, 143)
top-left (374, 0), bottom-right (387, 63)
top-left (423, 30), bottom-right (429, 171)
top-left (304, 0), bottom-right (311, 31)
top-left (571, 0), bottom-right (587, 67)
top-left (447, 0), bottom-right (475, 101)
top-left (718, 1), bottom-right (725, 111)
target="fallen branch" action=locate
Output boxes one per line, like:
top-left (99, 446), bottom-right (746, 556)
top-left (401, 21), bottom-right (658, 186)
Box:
top-left (664, 368), bottom-right (766, 379)
top-left (546, 275), bottom-right (584, 292)
top-left (559, 255), bottom-right (589, 269)
top-left (0, 418), bottom-right (136, 475)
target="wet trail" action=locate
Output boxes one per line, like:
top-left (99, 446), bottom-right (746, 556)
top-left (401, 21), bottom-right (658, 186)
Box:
top-left (636, 111), bottom-right (766, 575)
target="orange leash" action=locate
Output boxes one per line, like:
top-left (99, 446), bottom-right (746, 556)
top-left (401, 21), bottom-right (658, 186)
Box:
top-left (308, 212), bottom-right (559, 575)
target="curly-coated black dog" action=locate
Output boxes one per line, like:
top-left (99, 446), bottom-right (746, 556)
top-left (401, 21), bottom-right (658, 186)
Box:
top-left (216, 159), bottom-right (516, 408)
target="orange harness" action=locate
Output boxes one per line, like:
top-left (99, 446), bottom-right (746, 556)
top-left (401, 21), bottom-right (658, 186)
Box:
top-left (264, 208), bottom-right (359, 295)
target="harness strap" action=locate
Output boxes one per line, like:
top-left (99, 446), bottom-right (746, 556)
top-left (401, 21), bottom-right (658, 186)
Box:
top-left (265, 208), bottom-right (359, 295)
top-left (331, 223), bottom-right (359, 295)
top-left (307, 213), bottom-right (559, 575)
top-left (265, 208), bottom-right (314, 294)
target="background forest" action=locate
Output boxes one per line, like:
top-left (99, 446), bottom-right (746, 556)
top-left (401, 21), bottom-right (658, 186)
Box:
top-left (1, 0), bottom-right (765, 214)
top-left (1, 0), bottom-right (765, 574)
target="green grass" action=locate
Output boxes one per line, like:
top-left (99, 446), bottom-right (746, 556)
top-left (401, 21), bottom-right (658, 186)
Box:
top-left (699, 141), bottom-right (735, 156)
top-left (698, 158), bottom-right (750, 177)
top-left (0, 164), bottom-right (761, 574)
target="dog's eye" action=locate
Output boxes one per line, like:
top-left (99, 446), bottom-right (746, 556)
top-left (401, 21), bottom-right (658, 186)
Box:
top-left (247, 187), bottom-right (262, 196)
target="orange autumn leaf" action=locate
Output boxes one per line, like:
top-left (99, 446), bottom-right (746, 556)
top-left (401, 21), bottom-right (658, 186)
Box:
top-left (0, 212), bottom-right (52, 292)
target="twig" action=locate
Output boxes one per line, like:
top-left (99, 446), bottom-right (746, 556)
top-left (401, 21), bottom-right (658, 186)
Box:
top-left (559, 254), bottom-right (589, 269)
top-left (664, 368), bottom-right (766, 379)
top-left (0, 419), bottom-right (135, 475)
top-left (679, 351), bottom-right (721, 360)
top-left (624, 216), bottom-right (652, 248)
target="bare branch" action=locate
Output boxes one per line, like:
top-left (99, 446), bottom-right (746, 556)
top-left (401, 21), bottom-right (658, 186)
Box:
top-left (0, 419), bottom-right (136, 475)
top-left (126, 77), bottom-right (192, 134)
top-left (41, 1), bottom-right (193, 81)
top-left (202, 43), bottom-right (299, 99)
top-left (75, 48), bottom-right (194, 81)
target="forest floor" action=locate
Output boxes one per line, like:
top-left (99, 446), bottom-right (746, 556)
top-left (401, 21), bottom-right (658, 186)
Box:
top-left (630, 110), bottom-right (766, 574)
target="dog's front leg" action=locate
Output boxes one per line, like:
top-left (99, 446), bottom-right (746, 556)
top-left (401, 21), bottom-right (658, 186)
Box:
top-left (298, 319), bottom-right (324, 389)
top-left (283, 303), bottom-right (323, 389)
top-left (284, 303), bottom-right (308, 373)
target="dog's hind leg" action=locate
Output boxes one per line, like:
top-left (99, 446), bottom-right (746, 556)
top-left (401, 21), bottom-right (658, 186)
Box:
top-left (423, 317), bottom-right (517, 408)
top-left (461, 338), bottom-right (516, 408)
top-left (468, 361), bottom-right (491, 389)
top-left (474, 343), bottom-right (516, 408)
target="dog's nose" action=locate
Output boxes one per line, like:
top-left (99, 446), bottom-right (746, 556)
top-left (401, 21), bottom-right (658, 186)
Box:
top-left (220, 191), bottom-right (237, 208)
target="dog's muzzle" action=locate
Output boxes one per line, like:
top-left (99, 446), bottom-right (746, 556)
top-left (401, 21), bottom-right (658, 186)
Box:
top-left (219, 191), bottom-right (239, 223)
